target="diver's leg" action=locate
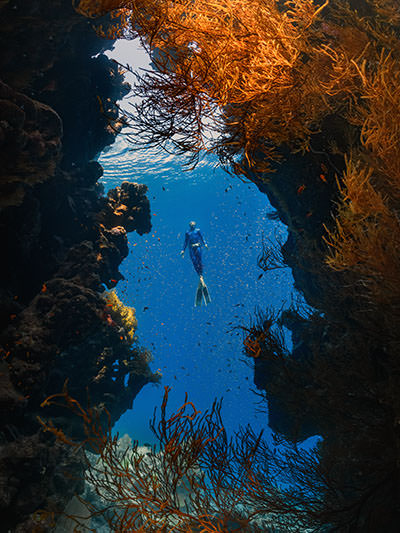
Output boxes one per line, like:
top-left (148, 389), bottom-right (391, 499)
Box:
top-left (191, 247), bottom-right (203, 276)
top-left (192, 248), bottom-right (207, 306)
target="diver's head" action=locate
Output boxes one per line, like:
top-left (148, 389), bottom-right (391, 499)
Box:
top-left (189, 220), bottom-right (196, 229)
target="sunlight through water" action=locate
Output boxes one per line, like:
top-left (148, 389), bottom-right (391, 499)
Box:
top-left (98, 39), bottom-right (297, 446)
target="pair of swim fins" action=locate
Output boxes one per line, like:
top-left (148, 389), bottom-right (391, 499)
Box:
top-left (195, 278), bottom-right (211, 306)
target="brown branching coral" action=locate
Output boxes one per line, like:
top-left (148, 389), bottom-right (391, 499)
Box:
top-left (241, 311), bottom-right (282, 363)
top-left (367, 0), bottom-right (400, 27)
top-left (38, 380), bottom-right (112, 454)
top-left (67, 0), bottom-right (400, 529)
top-left (324, 47), bottom-right (400, 326)
top-left (40, 382), bottom-right (372, 532)
top-left (73, 0), bottom-right (400, 183)
top-left (74, 0), bottom-right (379, 171)
top-left (257, 236), bottom-right (287, 273)
top-left (241, 304), bottom-right (400, 529)
top-left (37, 352), bottom-right (400, 531)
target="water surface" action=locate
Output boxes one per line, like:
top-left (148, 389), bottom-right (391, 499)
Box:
top-left (98, 41), bottom-right (296, 446)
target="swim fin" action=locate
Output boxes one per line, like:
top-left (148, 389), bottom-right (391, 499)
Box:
top-left (202, 282), bottom-right (211, 305)
top-left (195, 282), bottom-right (203, 307)
top-left (195, 278), bottom-right (211, 307)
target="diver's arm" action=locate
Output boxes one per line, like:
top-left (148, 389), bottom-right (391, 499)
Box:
top-left (181, 232), bottom-right (189, 256)
top-left (198, 230), bottom-right (208, 249)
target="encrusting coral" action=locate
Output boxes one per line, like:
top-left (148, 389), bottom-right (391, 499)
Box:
top-left (103, 289), bottom-right (137, 344)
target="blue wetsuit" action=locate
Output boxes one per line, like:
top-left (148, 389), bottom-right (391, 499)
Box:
top-left (183, 228), bottom-right (206, 275)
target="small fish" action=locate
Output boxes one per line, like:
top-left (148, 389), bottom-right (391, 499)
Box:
top-left (319, 174), bottom-right (327, 183)
top-left (297, 184), bottom-right (306, 195)
top-left (143, 306), bottom-right (149, 311)
top-left (96, 95), bottom-right (104, 113)
top-left (257, 273), bottom-right (263, 280)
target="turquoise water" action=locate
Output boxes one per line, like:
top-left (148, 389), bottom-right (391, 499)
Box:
top-left (97, 41), bottom-right (296, 446)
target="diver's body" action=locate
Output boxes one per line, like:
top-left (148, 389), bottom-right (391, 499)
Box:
top-left (181, 221), bottom-right (211, 306)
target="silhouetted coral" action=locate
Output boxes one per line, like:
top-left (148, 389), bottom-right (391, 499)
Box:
top-left (0, 1), bottom-right (154, 530)
top-left (0, 80), bottom-right (62, 208)
top-left (97, 180), bottom-right (152, 235)
top-left (39, 384), bottom-right (390, 532)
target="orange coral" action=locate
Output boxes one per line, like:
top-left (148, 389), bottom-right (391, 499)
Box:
top-left (74, 0), bottom-right (379, 170)
top-left (38, 383), bottom-right (339, 531)
top-left (324, 45), bottom-right (400, 317)
top-left (243, 330), bottom-right (266, 359)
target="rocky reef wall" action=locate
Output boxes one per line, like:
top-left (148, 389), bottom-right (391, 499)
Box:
top-left (243, 125), bottom-right (400, 529)
top-left (0, 1), bottom-right (157, 530)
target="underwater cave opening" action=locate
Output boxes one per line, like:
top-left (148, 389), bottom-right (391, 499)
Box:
top-left (97, 39), bottom-right (310, 449)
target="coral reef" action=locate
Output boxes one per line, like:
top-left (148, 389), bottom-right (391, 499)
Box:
top-left (39, 385), bottom-right (321, 532)
top-left (0, 80), bottom-right (62, 208)
top-left (2, 0), bottom-right (400, 530)
top-left (76, 0), bottom-right (400, 529)
top-left (97, 180), bottom-right (152, 235)
top-left (0, 1), bottom-right (156, 531)
top-left (103, 289), bottom-right (137, 343)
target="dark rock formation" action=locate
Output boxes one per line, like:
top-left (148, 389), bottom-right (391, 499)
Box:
top-left (0, 80), bottom-right (62, 209)
top-left (0, 1), bottom-right (156, 531)
top-left (241, 124), bottom-right (354, 442)
top-left (98, 180), bottom-right (152, 235)
top-left (240, 103), bottom-right (400, 528)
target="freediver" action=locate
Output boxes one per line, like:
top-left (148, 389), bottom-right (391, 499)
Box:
top-left (180, 221), bottom-right (211, 306)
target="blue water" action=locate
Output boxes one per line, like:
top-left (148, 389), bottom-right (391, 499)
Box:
top-left (97, 41), bottom-right (297, 447)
